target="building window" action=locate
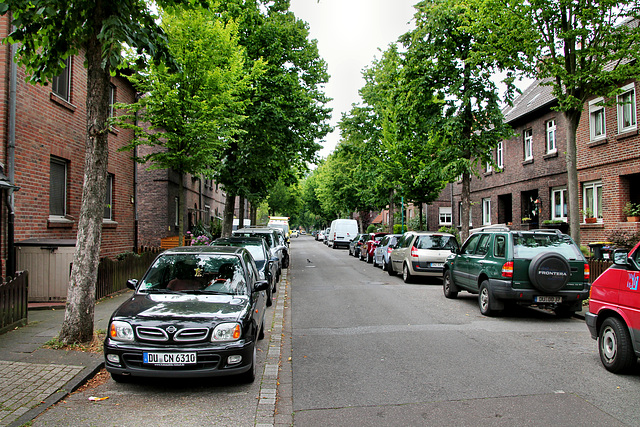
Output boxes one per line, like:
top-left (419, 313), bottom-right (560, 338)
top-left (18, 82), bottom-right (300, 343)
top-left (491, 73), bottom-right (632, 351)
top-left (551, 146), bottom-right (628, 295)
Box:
top-left (439, 207), bottom-right (452, 225)
top-left (109, 84), bottom-right (116, 118)
top-left (583, 181), bottom-right (603, 222)
top-left (486, 158), bottom-right (493, 173)
top-left (551, 187), bottom-right (567, 221)
top-left (546, 119), bottom-right (557, 153)
top-left (175, 196), bottom-right (179, 227)
top-left (496, 141), bottom-right (504, 169)
top-left (523, 129), bottom-right (533, 161)
top-left (52, 57), bottom-right (71, 101)
top-left (50, 157), bottom-right (68, 217)
top-left (617, 83), bottom-right (637, 133)
top-left (104, 174), bottom-right (113, 220)
top-left (482, 198), bottom-right (491, 225)
top-left (589, 98), bottom-right (606, 141)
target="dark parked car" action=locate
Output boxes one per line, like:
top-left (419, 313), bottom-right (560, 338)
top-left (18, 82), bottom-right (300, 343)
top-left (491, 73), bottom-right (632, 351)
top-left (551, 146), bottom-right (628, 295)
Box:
top-left (443, 227), bottom-right (590, 316)
top-left (349, 234), bottom-right (368, 257)
top-left (103, 246), bottom-right (269, 383)
top-left (213, 236), bottom-right (278, 306)
top-left (373, 234), bottom-right (402, 270)
top-left (233, 227), bottom-right (289, 276)
top-left (360, 232), bottom-right (388, 263)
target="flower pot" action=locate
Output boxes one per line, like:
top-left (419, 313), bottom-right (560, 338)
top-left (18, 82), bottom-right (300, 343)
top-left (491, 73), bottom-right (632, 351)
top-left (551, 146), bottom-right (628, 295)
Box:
top-left (585, 217), bottom-right (597, 224)
top-left (627, 216), bottom-right (640, 222)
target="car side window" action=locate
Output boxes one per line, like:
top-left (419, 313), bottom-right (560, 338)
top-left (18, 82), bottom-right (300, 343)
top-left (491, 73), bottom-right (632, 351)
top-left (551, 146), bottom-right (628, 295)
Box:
top-left (475, 234), bottom-right (491, 256)
top-left (402, 235), bottom-right (413, 248)
top-left (494, 235), bottom-right (506, 258)
top-left (461, 234), bottom-right (480, 255)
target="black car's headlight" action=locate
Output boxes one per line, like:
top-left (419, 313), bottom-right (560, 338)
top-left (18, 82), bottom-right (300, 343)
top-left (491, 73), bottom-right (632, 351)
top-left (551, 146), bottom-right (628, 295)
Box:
top-left (212, 322), bottom-right (241, 342)
top-left (109, 320), bottom-right (134, 342)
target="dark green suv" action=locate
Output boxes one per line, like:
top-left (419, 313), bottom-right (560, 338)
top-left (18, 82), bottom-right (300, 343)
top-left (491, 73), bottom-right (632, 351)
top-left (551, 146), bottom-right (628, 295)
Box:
top-left (442, 227), bottom-right (590, 317)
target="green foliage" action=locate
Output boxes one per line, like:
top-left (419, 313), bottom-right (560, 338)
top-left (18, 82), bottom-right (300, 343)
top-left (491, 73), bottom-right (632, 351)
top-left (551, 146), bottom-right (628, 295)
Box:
top-left (115, 252), bottom-right (141, 261)
top-left (438, 226), bottom-right (461, 244)
top-left (607, 229), bottom-right (640, 250)
top-left (622, 202), bottom-right (640, 217)
top-left (366, 224), bottom-right (377, 233)
top-left (393, 224), bottom-right (407, 234)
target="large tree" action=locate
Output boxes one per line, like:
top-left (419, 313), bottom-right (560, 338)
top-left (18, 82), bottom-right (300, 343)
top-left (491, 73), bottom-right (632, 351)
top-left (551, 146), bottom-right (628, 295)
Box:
top-left (400, 0), bottom-right (515, 242)
top-left (119, 7), bottom-right (257, 245)
top-left (0, 0), bottom-right (204, 344)
top-left (475, 0), bottom-right (640, 245)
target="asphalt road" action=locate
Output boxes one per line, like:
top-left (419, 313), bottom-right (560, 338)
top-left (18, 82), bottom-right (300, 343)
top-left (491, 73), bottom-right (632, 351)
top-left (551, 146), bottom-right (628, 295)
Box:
top-left (290, 236), bottom-right (640, 426)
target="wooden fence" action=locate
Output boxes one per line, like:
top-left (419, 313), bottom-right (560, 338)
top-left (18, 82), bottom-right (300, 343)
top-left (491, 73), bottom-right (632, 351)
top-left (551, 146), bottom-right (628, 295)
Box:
top-left (589, 259), bottom-right (613, 283)
top-left (0, 271), bottom-right (28, 334)
top-left (95, 251), bottom-right (160, 300)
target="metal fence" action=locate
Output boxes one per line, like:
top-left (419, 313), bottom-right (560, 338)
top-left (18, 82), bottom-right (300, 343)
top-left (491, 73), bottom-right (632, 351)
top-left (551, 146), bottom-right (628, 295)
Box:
top-left (95, 251), bottom-right (159, 300)
top-left (0, 271), bottom-right (28, 334)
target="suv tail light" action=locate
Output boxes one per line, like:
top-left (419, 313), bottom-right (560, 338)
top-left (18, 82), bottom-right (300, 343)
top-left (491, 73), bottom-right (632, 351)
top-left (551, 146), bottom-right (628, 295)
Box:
top-left (502, 261), bottom-right (514, 278)
top-left (411, 246), bottom-right (419, 258)
top-left (584, 263), bottom-right (590, 281)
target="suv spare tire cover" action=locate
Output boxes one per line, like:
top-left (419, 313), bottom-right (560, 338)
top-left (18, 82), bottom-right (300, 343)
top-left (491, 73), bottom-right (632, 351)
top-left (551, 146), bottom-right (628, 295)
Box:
top-left (528, 252), bottom-right (571, 293)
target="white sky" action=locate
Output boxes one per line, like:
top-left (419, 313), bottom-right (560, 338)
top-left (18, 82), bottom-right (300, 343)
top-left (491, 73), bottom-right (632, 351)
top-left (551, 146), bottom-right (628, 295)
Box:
top-left (289, 0), bottom-right (418, 159)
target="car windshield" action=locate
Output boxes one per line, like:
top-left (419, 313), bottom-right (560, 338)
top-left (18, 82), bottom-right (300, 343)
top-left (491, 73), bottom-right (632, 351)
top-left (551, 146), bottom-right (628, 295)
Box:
top-left (513, 233), bottom-right (582, 260)
top-left (415, 235), bottom-right (458, 251)
top-left (138, 253), bottom-right (247, 295)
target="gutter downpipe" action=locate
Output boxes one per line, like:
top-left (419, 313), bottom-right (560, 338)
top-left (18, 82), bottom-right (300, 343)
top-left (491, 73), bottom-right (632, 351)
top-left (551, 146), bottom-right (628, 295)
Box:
top-left (7, 22), bottom-right (18, 277)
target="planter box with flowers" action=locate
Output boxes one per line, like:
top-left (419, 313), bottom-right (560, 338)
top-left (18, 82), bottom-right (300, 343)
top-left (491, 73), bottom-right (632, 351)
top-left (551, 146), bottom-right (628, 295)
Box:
top-left (581, 208), bottom-right (597, 224)
top-left (622, 202), bottom-right (640, 222)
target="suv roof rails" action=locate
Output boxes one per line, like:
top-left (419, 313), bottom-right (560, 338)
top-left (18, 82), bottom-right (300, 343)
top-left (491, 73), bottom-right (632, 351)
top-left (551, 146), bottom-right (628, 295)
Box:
top-left (471, 225), bottom-right (511, 233)
top-left (527, 228), bottom-right (564, 236)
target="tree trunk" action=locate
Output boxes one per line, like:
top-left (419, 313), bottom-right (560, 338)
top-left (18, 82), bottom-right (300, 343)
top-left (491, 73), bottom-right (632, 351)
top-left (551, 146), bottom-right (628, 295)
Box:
top-left (460, 171), bottom-right (471, 243)
top-left (238, 196), bottom-right (245, 229)
top-left (564, 110), bottom-right (581, 246)
top-left (388, 189), bottom-right (395, 232)
top-left (59, 18), bottom-right (110, 344)
top-left (222, 191), bottom-right (236, 237)
top-left (250, 202), bottom-right (257, 226)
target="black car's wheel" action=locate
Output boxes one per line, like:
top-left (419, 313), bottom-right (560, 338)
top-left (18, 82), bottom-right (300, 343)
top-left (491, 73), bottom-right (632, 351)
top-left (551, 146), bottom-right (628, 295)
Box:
top-left (403, 263), bottom-right (413, 283)
top-left (528, 252), bottom-right (571, 293)
top-left (266, 286), bottom-right (273, 307)
top-left (111, 373), bottom-right (130, 383)
top-left (479, 281), bottom-right (499, 316)
top-left (372, 255), bottom-right (378, 267)
top-left (443, 270), bottom-right (458, 299)
top-left (366, 251), bottom-right (372, 263)
top-left (238, 345), bottom-right (257, 383)
top-left (282, 253), bottom-right (290, 268)
top-left (598, 317), bottom-right (636, 373)
top-left (258, 315), bottom-right (266, 340)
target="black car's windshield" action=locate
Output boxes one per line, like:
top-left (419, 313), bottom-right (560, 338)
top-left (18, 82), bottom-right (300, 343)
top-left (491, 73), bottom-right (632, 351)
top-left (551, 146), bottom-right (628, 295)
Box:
top-left (513, 233), bottom-right (582, 260)
top-left (138, 254), bottom-right (248, 295)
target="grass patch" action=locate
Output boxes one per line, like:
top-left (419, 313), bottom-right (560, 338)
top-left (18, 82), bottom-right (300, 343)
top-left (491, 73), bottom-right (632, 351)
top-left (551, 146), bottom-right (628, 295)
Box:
top-left (43, 331), bottom-right (106, 353)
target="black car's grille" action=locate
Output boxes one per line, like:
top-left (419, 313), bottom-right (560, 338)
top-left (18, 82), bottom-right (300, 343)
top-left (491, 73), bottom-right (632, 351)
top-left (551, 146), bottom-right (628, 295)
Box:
top-left (137, 327), bottom-right (168, 341)
top-left (122, 352), bottom-right (221, 370)
top-left (174, 328), bottom-right (209, 342)
top-left (136, 326), bottom-right (210, 343)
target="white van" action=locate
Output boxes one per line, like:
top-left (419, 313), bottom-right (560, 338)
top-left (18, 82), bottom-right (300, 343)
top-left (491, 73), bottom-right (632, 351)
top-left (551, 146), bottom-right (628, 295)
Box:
top-left (328, 219), bottom-right (359, 249)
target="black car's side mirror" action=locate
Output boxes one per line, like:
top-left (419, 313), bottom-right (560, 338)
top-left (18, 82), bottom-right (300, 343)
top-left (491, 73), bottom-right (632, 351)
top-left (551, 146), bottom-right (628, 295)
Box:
top-left (254, 280), bottom-right (270, 292)
top-left (127, 279), bottom-right (138, 290)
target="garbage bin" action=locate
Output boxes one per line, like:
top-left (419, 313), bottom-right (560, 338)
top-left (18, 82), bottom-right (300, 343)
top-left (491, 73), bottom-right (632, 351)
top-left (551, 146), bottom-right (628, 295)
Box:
top-left (588, 242), bottom-right (614, 260)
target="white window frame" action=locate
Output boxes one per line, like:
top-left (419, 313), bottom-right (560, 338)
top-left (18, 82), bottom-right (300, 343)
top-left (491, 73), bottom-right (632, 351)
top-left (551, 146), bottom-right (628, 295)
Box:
top-left (546, 119), bottom-right (557, 153)
top-left (104, 173), bottom-right (113, 220)
top-left (496, 141), bottom-right (504, 169)
top-left (523, 129), bottom-right (533, 161)
top-left (582, 180), bottom-right (603, 222)
top-left (50, 157), bottom-right (68, 218)
top-left (551, 187), bottom-right (567, 222)
top-left (617, 83), bottom-right (637, 134)
top-left (109, 84), bottom-right (116, 118)
top-left (458, 202), bottom-right (472, 227)
top-left (482, 198), bottom-right (491, 225)
top-left (439, 207), bottom-right (452, 226)
top-left (589, 97), bottom-right (606, 141)
top-left (486, 159), bottom-right (493, 173)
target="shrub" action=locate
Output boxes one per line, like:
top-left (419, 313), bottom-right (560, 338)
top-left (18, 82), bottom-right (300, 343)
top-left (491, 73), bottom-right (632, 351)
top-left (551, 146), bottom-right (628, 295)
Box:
top-left (393, 224), bottom-right (407, 234)
top-left (606, 229), bottom-right (640, 250)
top-left (438, 226), bottom-right (460, 244)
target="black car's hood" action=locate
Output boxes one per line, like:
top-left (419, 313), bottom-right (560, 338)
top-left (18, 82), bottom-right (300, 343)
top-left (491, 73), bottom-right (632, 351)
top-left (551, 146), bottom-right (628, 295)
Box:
top-left (113, 293), bottom-right (250, 322)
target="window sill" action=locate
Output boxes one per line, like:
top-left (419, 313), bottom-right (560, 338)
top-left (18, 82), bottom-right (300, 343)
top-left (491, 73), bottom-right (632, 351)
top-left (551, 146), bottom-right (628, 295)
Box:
top-left (102, 219), bottom-right (118, 229)
top-left (580, 222), bottom-right (604, 229)
top-left (616, 129), bottom-right (638, 141)
top-left (587, 138), bottom-right (608, 148)
top-left (48, 216), bottom-right (74, 228)
top-left (522, 158), bottom-right (534, 166)
top-left (50, 93), bottom-right (77, 112)
top-left (543, 151), bottom-right (558, 160)
top-left (483, 171), bottom-right (493, 177)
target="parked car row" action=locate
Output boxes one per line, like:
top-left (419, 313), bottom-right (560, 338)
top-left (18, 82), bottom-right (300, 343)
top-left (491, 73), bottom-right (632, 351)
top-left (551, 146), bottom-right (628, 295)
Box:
top-left (103, 225), bottom-right (291, 384)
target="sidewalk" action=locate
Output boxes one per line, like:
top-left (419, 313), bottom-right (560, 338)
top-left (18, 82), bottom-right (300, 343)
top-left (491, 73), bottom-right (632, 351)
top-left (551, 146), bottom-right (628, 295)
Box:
top-left (0, 291), bottom-right (132, 427)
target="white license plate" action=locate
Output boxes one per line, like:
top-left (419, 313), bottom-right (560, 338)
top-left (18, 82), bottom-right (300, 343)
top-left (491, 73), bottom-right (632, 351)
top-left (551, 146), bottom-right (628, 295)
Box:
top-left (430, 263), bottom-right (444, 268)
top-left (143, 352), bottom-right (197, 366)
top-left (534, 296), bottom-right (562, 303)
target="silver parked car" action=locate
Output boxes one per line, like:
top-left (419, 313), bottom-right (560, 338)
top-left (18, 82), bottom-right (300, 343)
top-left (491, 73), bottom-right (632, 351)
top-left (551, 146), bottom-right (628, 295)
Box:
top-left (373, 234), bottom-right (402, 270)
top-left (389, 231), bottom-right (459, 283)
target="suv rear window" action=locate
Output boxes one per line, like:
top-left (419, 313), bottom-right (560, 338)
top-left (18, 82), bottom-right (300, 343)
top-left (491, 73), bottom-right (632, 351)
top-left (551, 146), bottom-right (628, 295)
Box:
top-left (512, 233), bottom-right (582, 260)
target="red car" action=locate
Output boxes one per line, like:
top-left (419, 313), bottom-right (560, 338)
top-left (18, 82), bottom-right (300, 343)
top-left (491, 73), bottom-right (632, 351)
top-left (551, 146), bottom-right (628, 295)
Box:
top-left (586, 240), bottom-right (640, 373)
top-left (360, 232), bottom-right (388, 263)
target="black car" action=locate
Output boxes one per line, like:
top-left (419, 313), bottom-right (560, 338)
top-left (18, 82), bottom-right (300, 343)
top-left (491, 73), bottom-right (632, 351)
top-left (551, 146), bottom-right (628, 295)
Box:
top-left (213, 236), bottom-right (278, 306)
top-left (349, 234), bottom-right (368, 257)
top-left (233, 227), bottom-right (289, 275)
top-left (103, 246), bottom-right (269, 383)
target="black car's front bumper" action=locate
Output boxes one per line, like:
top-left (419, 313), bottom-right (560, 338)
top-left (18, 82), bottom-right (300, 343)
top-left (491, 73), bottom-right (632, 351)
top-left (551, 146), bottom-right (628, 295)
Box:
top-left (104, 338), bottom-right (255, 379)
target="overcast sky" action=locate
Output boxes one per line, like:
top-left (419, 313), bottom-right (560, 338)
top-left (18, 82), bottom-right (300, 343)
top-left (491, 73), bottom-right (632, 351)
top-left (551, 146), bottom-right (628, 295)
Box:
top-left (289, 0), bottom-right (418, 159)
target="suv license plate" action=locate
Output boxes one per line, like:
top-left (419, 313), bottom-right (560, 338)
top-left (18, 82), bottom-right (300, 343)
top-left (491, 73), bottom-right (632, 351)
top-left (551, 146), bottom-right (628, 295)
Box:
top-left (535, 296), bottom-right (562, 303)
top-left (143, 352), bottom-right (197, 366)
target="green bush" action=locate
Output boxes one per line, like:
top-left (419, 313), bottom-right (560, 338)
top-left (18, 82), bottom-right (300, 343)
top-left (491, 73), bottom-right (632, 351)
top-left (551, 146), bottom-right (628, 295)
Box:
top-left (438, 226), bottom-right (460, 244)
top-left (393, 224), bottom-right (407, 234)
top-left (366, 224), bottom-right (376, 233)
